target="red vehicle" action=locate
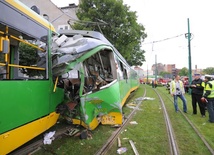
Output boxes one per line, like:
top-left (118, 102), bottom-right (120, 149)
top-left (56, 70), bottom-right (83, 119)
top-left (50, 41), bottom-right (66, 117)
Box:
top-left (182, 76), bottom-right (189, 93)
top-left (158, 78), bottom-right (170, 86)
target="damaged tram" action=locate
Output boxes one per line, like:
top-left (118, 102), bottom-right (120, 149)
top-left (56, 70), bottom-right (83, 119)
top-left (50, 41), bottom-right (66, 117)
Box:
top-left (53, 30), bottom-right (139, 130)
top-left (0, 1), bottom-right (139, 154)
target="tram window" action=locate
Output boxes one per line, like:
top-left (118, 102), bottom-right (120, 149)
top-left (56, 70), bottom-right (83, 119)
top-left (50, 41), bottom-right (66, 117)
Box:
top-left (117, 59), bottom-right (128, 80)
top-left (123, 66), bottom-right (128, 79)
top-left (82, 50), bottom-right (115, 93)
top-left (0, 28), bottom-right (48, 80)
top-left (0, 53), bottom-right (5, 79)
top-left (15, 41), bottom-right (47, 80)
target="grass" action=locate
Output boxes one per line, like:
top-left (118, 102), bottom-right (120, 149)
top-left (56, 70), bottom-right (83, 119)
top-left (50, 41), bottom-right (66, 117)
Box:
top-left (35, 124), bottom-right (116, 155)
top-left (157, 86), bottom-right (212, 155)
top-left (107, 85), bottom-right (170, 155)
top-left (34, 85), bottom-right (214, 155)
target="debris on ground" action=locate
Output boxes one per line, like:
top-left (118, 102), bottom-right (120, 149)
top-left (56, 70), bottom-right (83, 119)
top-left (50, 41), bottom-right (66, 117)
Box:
top-left (127, 102), bottom-right (137, 106)
top-left (129, 140), bottom-right (139, 155)
top-left (43, 131), bottom-right (56, 145)
top-left (129, 121), bottom-right (138, 125)
top-left (126, 105), bottom-right (135, 109)
top-left (142, 97), bottom-right (155, 100)
top-left (80, 130), bottom-right (93, 140)
top-left (111, 124), bottom-right (121, 128)
top-left (117, 137), bottom-right (121, 147)
top-left (121, 129), bottom-right (127, 134)
top-left (122, 137), bottom-right (129, 140)
top-left (126, 104), bottom-right (142, 110)
top-left (117, 147), bottom-right (127, 154)
top-left (64, 128), bottom-right (80, 136)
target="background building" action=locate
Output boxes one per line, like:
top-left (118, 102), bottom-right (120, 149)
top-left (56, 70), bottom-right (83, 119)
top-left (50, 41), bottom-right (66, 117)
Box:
top-left (151, 63), bottom-right (165, 75)
top-left (20, 0), bottom-right (78, 31)
top-left (164, 64), bottom-right (176, 73)
top-left (134, 66), bottom-right (144, 78)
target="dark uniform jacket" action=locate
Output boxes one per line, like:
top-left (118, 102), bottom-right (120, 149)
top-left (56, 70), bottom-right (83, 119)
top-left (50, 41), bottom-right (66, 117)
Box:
top-left (190, 78), bottom-right (204, 95)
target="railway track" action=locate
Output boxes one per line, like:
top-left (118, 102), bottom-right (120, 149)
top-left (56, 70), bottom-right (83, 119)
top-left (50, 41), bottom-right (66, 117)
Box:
top-left (156, 87), bottom-right (214, 155)
top-left (96, 85), bottom-right (214, 154)
top-left (153, 88), bottom-right (179, 155)
top-left (8, 85), bottom-right (214, 154)
top-left (95, 87), bottom-right (147, 155)
top-left (8, 88), bottom-right (147, 155)
top-left (9, 125), bottom-right (71, 155)
top-left (95, 85), bottom-right (179, 155)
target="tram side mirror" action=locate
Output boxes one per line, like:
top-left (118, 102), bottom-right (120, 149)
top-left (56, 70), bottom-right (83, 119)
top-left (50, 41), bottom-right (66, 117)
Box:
top-left (0, 37), bottom-right (9, 54)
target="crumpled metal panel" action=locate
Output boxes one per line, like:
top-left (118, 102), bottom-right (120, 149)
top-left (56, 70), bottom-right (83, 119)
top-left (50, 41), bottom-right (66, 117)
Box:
top-left (52, 34), bottom-right (105, 76)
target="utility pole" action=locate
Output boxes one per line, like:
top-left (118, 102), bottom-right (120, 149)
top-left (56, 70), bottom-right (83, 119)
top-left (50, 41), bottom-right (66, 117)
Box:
top-left (155, 54), bottom-right (157, 81)
top-left (186, 18), bottom-right (192, 94)
top-left (147, 64), bottom-right (148, 84)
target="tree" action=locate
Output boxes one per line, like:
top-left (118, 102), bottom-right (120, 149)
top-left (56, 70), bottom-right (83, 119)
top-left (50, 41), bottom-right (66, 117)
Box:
top-left (159, 71), bottom-right (170, 78)
top-left (203, 67), bottom-right (214, 75)
top-left (179, 67), bottom-right (188, 76)
top-left (19, 43), bottom-right (42, 77)
top-left (72, 0), bottom-right (147, 66)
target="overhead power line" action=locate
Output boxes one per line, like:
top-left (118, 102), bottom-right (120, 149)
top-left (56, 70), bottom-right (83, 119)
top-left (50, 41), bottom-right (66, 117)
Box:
top-left (142, 33), bottom-right (185, 45)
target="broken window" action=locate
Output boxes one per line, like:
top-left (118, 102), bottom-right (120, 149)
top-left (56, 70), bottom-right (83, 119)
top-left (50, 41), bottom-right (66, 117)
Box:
top-left (117, 59), bottom-right (128, 80)
top-left (60, 69), bottom-right (81, 101)
top-left (83, 49), bottom-right (117, 93)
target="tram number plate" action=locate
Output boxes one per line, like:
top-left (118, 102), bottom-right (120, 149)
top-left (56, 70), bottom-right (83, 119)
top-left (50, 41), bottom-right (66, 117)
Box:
top-left (102, 115), bottom-right (116, 124)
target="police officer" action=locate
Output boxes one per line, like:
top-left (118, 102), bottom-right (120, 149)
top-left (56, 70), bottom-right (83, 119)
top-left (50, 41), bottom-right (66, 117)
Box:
top-left (201, 75), bottom-right (214, 123)
top-left (189, 73), bottom-right (205, 117)
top-left (170, 75), bottom-right (187, 113)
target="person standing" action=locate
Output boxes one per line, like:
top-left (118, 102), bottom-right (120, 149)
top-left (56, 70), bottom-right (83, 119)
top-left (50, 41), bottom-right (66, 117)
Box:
top-left (189, 73), bottom-right (205, 117)
top-left (184, 79), bottom-right (189, 93)
top-left (201, 75), bottom-right (214, 123)
top-left (170, 75), bottom-right (187, 113)
top-left (152, 80), bottom-right (154, 88)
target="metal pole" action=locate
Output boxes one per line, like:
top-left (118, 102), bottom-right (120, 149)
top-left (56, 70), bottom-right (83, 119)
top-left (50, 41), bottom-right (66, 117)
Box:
top-left (187, 18), bottom-right (192, 94)
top-left (155, 54), bottom-right (157, 81)
top-left (147, 64), bottom-right (148, 84)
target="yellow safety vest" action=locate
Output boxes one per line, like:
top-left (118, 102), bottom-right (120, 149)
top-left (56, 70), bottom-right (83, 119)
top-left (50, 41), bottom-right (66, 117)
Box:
top-left (204, 81), bottom-right (214, 98)
top-left (170, 80), bottom-right (184, 95)
top-left (201, 81), bottom-right (205, 87)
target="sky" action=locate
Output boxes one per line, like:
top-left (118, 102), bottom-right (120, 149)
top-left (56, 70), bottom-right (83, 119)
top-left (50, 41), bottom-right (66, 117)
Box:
top-left (51, 0), bottom-right (214, 70)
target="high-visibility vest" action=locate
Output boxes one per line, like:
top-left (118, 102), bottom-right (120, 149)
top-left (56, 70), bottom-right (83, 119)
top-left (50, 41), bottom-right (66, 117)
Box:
top-left (201, 81), bottom-right (205, 87)
top-left (202, 81), bottom-right (206, 94)
top-left (204, 80), bottom-right (214, 98)
top-left (170, 80), bottom-right (184, 95)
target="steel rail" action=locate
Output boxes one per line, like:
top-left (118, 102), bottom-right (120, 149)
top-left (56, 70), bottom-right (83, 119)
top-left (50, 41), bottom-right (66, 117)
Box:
top-left (157, 88), bottom-right (214, 154)
top-left (9, 126), bottom-right (70, 155)
top-left (154, 88), bottom-right (179, 155)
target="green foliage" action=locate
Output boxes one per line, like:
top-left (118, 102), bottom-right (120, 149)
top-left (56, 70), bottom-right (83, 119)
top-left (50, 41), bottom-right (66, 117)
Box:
top-left (179, 67), bottom-right (188, 76)
top-left (19, 43), bottom-right (41, 77)
top-left (73, 0), bottom-right (147, 66)
top-left (203, 67), bottom-right (214, 75)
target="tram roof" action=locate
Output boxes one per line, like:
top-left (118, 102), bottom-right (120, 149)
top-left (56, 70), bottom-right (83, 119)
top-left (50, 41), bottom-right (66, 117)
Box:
top-left (0, 0), bottom-right (56, 41)
top-left (59, 29), bottom-right (129, 66)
